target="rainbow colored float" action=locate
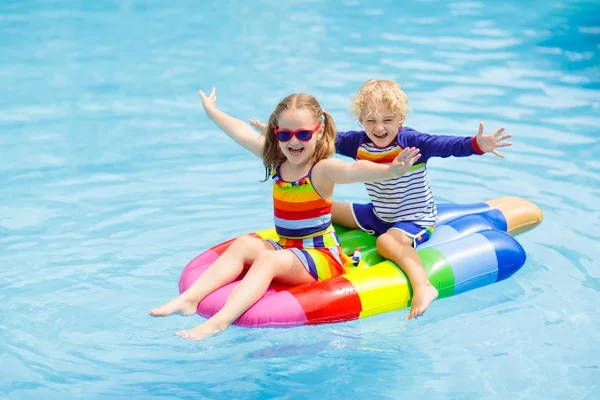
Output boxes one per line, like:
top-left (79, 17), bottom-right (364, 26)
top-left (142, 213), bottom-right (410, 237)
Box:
top-left (179, 197), bottom-right (543, 327)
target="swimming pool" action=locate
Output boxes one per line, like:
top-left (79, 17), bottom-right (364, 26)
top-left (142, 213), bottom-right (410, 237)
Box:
top-left (1, 0), bottom-right (598, 398)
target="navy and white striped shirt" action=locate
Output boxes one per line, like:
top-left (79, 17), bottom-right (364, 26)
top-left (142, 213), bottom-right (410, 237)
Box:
top-left (335, 127), bottom-right (482, 225)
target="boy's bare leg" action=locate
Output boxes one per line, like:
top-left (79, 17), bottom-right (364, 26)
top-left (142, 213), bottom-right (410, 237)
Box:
top-left (376, 230), bottom-right (438, 319)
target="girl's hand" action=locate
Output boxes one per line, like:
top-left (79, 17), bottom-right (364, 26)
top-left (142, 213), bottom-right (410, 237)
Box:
top-left (249, 119), bottom-right (267, 134)
top-left (198, 88), bottom-right (217, 114)
top-left (475, 122), bottom-right (513, 158)
top-left (390, 147), bottom-right (421, 177)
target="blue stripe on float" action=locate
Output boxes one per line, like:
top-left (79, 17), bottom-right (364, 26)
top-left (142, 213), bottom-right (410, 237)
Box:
top-left (435, 202), bottom-right (491, 226)
top-left (446, 209), bottom-right (507, 235)
top-left (483, 209), bottom-right (508, 232)
top-left (479, 230), bottom-right (526, 282)
top-left (433, 232), bottom-right (498, 295)
top-left (417, 225), bottom-right (459, 249)
top-left (419, 208), bottom-right (509, 250)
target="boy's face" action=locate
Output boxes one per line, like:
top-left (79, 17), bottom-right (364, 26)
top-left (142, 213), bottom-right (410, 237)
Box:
top-left (359, 100), bottom-right (402, 147)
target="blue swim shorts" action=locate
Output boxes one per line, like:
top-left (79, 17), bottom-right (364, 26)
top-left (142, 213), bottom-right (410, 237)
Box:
top-left (351, 203), bottom-right (434, 248)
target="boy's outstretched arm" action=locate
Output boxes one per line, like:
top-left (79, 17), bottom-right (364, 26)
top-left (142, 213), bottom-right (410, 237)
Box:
top-left (413, 122), bottom-right (512, 161)
top-left (472, 122), bottom-right (513, 158)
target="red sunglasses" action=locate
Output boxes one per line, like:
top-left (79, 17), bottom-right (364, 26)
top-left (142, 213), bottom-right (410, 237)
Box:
top-left (274, 123), bottom-right (322, 142)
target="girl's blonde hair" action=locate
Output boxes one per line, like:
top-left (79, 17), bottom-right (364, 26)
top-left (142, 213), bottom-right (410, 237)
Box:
top-left (350, 79), bottom-right (410, 124)
top-left (262, 94), bottom-right (336, 180)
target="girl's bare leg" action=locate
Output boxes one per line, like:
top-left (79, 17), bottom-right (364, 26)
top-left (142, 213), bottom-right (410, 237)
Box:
top-left (177, 249), bottom-right (315, 340)
top-left (149, 235), bottom-right (274, 317)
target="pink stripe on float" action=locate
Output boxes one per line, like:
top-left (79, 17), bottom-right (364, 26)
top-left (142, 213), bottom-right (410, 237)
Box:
top-left (198, 285), bottom-right (308, 327)
top-left (178, 249), bottom-right (308, 328)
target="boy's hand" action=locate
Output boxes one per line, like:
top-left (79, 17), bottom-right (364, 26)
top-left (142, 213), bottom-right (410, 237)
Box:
top-left (390, 147), bottom-right (421, 177)
top-left (476, 122), bottom-right (513, 158)
top-left (249, 119), bottom-right (267, 134)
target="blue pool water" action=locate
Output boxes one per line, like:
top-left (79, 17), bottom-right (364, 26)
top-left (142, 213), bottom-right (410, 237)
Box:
top-left (1, 0), bottom-right (599, 398)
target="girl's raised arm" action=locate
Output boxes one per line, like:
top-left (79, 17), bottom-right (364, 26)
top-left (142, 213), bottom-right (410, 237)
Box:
top-left (200, 88), bottom-right (265, 158)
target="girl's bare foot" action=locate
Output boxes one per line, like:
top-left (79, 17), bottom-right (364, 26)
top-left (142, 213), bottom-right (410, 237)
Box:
top-left (149, 295), bottom-right (198, 317)
top-left (176, 320), bottom-right (230, 341)
top-left (406, 283), bottom-right (438, 320)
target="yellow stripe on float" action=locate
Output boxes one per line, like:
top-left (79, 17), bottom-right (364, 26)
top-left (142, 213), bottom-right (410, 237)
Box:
top-left (343, 261), bottom-right (411, 318)
top-left (254, 228), bottom-right (279, 241)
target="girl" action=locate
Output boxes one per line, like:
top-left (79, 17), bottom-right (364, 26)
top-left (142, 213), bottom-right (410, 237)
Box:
top-left (149, 88), bottom-right (420, 340)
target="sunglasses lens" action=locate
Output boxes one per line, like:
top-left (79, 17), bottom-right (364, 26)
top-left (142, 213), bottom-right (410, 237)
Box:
top-left (296, 131), bottom-right (312, 141)
top-left (276, 131), bottom-right (292, 142)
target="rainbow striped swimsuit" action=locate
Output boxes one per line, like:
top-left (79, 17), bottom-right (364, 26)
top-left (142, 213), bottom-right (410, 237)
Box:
top-left (268, 166), bottom-right (348, 281)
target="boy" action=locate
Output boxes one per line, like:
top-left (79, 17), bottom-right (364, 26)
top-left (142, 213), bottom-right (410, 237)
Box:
top-left (251, 80), bottom-right (512, 319)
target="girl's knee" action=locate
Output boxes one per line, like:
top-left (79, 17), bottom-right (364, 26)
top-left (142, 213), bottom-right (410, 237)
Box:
top-left (250, 252), bottom-right (279, 275)
top-left (251, 250), bottom-right (299, 278)
top-left (230, 234), bottom-right (260, 250)
top-left (225, 235), bottom-right (267, 261)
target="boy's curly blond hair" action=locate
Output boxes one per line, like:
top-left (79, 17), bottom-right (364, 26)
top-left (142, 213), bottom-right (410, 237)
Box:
top-left (350, 79), bottom-right (410, 124)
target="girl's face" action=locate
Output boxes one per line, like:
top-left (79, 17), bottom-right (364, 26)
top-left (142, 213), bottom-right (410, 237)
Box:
top-left (359, 100), bottom-right (402, 148)
top-left (276, 109), bottom-right (323, 166)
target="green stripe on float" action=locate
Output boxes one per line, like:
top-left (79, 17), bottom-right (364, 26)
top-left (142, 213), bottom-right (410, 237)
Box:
top-left (418, 247), bottom-right (455, 299)
top-left (337, 229), bottom-right (377, 255)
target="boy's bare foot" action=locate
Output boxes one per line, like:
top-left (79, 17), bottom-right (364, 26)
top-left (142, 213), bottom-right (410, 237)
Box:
top-left (406, 283), bottom-right (438, 320)
top-left (176, 320), bottom-right (229, 341)
top-left (149, 295), bottom-right (198, 317)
